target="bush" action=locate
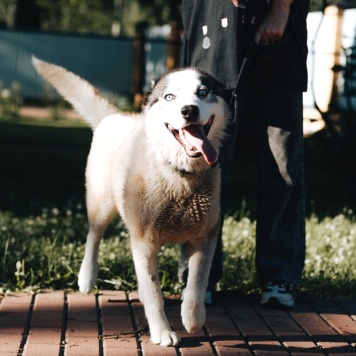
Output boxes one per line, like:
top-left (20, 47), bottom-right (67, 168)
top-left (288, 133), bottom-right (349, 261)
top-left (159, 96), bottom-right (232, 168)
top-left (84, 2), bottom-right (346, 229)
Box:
top-left (0, 82), bottom-right (22, 120)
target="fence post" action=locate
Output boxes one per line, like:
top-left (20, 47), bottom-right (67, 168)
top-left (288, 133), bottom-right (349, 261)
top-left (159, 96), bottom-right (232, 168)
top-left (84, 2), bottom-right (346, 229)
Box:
top-left (167, 20), bottom-right (181, 70)
top-left (132, 23), bottom-right (147, 109)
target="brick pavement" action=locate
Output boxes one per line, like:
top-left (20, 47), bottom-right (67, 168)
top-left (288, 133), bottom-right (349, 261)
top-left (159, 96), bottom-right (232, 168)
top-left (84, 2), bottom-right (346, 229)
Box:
top-left (0, 290), bottom-right (355, 355)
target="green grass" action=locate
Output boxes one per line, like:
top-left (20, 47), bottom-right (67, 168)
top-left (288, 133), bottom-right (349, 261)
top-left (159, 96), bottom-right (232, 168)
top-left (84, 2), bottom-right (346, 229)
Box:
top-left (0, 207), bottom-right (355, 297)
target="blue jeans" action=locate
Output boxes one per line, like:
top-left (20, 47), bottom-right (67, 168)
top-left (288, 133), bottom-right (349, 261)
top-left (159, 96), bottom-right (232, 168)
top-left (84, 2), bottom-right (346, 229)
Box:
top-left (179, 84), bottom-right (306, 288)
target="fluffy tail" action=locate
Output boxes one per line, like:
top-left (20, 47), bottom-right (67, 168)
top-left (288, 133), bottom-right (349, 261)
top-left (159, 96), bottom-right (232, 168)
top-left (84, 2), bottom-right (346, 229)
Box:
top-left (32, 56), bottom-right (118, 130)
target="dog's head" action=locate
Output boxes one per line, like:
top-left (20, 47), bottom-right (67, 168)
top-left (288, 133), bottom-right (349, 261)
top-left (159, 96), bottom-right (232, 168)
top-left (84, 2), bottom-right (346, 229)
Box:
top-left (143, 68), bottom-right (230, 173)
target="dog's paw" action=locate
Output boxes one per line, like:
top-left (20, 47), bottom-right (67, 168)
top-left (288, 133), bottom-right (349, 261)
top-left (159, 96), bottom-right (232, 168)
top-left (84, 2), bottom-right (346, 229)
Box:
top-left (181, 296), bottom-right (206, 333)
top-left (78, 263), bottom-right (97, 294)
top-left (151, 330), bottom-right (180, 347)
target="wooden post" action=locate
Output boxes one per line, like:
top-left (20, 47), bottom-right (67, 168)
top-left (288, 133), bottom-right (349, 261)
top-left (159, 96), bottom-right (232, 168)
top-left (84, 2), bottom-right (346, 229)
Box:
top-left (132, 23), bottom-right (147, 109)
top-left (167, 21), bottom-right (182, 70)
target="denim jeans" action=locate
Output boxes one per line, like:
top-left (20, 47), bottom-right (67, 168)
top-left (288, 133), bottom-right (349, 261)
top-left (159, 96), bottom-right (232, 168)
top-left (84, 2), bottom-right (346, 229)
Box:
top-left (179, 84), bottom-right (306, 288)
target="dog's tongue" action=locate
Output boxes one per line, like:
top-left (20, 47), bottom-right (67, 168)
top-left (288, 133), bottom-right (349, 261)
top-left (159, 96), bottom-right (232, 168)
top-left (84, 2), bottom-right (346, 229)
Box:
top-left (181, 125), bottom-right (218, 166)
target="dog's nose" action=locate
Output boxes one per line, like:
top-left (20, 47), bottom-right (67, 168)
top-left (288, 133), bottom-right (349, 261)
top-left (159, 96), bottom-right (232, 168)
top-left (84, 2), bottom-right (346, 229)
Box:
top-left (181, 105), bottom-right (199, 122)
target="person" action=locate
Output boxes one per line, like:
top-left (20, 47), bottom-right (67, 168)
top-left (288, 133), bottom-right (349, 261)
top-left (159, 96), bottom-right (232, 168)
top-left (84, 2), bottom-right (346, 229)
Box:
top-left (179, 0), bottom-right (309, 308)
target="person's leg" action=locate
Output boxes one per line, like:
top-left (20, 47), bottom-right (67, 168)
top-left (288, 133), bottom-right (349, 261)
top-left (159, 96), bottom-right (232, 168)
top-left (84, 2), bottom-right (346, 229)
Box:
top-left (208, 96), bottom-right (239, 291)
top-left (253, 89), bottom-right (305, 302)
top-left (179, 4), bottom-right (247, 298)
top-left (178, 90), bottom-right (238, 301)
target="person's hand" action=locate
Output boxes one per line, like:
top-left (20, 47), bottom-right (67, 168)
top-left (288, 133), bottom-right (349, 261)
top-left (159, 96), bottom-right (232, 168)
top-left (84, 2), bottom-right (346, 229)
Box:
top-left (254, 0), bottom-right (294, 45)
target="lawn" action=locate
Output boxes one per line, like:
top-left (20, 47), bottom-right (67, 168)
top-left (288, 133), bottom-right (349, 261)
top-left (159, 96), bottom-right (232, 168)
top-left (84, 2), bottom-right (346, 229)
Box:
top-left (0, 115), bottom-right (355, 296)
top-left (1, 208), bottom-right (355, 297)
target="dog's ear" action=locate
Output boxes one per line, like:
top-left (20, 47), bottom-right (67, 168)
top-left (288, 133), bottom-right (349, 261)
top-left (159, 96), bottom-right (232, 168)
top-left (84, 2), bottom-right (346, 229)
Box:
top-left (142, 79), bottom-right (158, 109)
top-left (143, 73), bottom-right (168, 110)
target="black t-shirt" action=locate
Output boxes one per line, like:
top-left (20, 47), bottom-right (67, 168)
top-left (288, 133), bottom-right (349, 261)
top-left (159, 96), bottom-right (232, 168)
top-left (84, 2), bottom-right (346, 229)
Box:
top-left (182, 0), bottom-right (309, 92)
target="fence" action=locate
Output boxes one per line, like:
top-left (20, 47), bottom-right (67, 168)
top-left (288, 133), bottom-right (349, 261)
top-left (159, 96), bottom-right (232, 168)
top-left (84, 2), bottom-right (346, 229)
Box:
top-left (0, 27), bottom-right (181, 101)
top-left (0, 8), bottom-right (355, 112)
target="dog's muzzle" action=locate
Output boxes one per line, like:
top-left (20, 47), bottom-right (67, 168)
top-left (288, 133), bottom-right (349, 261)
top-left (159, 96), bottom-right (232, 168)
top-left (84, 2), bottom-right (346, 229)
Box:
top-left (181, 105), bottom-right (199, 122)
top-left (165, 115), bottom-right (218, 166)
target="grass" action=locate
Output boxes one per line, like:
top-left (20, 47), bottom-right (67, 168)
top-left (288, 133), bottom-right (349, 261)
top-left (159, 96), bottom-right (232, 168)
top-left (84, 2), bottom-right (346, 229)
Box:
top-left (0, 207), bottom-right (355, 296)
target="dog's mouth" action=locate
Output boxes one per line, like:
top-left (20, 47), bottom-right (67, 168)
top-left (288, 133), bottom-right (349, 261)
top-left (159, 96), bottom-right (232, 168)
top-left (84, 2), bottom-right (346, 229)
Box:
top-left (165, 116), bottom-right (218, 166)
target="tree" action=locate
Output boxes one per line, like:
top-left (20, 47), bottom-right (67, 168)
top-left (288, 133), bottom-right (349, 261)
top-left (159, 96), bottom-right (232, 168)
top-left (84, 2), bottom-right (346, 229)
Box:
top-left (35, 0), bottom-right (114, 35)
top-left (135, 0), bottom-right (181, 24)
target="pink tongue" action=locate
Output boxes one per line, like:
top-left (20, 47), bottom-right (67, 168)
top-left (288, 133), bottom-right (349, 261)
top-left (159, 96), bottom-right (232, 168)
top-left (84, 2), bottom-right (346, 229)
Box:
top-left (181, 125), bottom-right (218, 166)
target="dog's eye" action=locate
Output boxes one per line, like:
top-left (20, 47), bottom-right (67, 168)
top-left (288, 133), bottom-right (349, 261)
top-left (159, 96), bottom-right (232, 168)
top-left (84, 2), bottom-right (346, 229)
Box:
top-left (164, 94), bottom-right (175, 101)
top-left (197, 88), bottom-right (208, 97)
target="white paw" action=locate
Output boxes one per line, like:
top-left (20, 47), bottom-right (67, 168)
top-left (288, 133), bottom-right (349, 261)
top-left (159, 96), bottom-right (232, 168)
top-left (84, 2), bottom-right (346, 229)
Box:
top-left (151, 330), bottom-right (180, 347)
top-left (78, 262), bottom-right (97, 294)
top-left (181, 294), bottom-right (205, 333)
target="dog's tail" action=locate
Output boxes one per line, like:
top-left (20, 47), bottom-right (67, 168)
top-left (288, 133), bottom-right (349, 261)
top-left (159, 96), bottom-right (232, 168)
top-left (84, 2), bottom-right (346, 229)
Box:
top-left (32, 56), bottom-right (118, 130)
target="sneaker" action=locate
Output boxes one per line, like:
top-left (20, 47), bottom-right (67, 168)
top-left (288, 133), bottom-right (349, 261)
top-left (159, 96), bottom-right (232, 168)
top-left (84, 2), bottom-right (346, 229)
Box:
top-left (204, 290), bottom-right (213, 305)
top-left (260, 281), bottom-right (294, 308)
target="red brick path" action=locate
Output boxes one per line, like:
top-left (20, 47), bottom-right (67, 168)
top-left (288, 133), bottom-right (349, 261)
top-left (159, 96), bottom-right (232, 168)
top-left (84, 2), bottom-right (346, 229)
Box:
top-left (0, 291), bottom-right (355, 355)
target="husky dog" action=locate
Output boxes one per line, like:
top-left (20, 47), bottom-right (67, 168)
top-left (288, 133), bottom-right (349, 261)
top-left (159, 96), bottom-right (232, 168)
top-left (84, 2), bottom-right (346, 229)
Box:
top-left (32, 57), bottom-right (230, 346)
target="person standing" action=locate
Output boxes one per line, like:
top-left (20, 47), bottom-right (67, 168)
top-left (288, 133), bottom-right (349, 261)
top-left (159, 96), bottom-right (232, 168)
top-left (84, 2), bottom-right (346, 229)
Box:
top-left (179, 0), bottom-right (309, 308)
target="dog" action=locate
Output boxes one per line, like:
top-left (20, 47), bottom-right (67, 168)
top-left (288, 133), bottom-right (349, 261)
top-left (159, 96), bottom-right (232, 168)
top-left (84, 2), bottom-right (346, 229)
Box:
top-left (32, 57), bottom-right (230, 346)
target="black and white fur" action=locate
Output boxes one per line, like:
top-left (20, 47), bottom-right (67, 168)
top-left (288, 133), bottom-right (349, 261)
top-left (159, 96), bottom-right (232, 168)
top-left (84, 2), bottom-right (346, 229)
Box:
top-left (32, 57), bottom-right (230, 346)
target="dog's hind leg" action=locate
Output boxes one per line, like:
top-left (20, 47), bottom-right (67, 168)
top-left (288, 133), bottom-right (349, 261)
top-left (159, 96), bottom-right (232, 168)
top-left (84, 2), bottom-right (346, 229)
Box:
top-left (78, 195), bottom-right (116, 294)
top-left (181, 225), bottom-right (219, 333)
top-left (131, 241), bottom-right (180, 347)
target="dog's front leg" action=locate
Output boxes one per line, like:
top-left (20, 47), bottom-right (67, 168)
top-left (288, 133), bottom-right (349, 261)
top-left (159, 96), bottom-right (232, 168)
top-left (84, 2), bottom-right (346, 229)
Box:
top-left (181, 228), bottom-right (218, 333)
top-left (78, 226), bottom-right (104, 294)
top-left (131, 241), bottom-right (180, 347)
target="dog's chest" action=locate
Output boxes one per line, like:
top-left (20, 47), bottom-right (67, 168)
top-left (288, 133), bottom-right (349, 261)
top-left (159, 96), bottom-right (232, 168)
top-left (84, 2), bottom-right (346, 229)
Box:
top-left (122, 168), bottom-right (220, 242)
top-left (157, 191), bottom-right (211, 229)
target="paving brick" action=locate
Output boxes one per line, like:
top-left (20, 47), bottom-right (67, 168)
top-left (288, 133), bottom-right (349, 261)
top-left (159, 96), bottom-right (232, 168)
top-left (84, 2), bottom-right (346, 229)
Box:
top-left (99, 290), bottom-right (139, 354)
top-left (3, 291), bottom-right (356, 355)
top-left (205, 302), bottom-right (252, 355)
top-left (26, 327), bottom-right (62, 344)
top-left (67, 292), bottom-right (97, 322)
top-left (0, 293), bottom-right (32, 337)
top-left (31, 291), bottom-right (64, 328)
top-left (22, 291), bottom-right (64, 355)
top-left (23, 342), bottom-right (60, 355)
top-left (0, 294), bottom-right (30, 354)
top-left (0, 333), bottom-right (23, 353)
top-left (0, 317), bottom-right (27, 334)
top-left (129, 293), bottom-right (179, 356)
top-left (102, 336), bottom-right (139, 350)
top-left (64, 337), bottom-right (100, 355)
top-left (0, 293), bottom-right (33, 305)
top-left (308, 297), bottom-right (356, 346)
top-left (66, 320), bottom-right (99, 339)
top-left (290, 298), bottom-right (356, 354)
top-left (334, 296), bottom-right (356, 321)
top-left (65, 291), bottom-right (99, 355)
top-left (223, 295), bottom-right (287, 354)
top-left (255, 303), bottom-right (321, 354)
top-left (104, 346), bottom-right (139, 356)
top-left (164, 297), bottom-right (215, 356)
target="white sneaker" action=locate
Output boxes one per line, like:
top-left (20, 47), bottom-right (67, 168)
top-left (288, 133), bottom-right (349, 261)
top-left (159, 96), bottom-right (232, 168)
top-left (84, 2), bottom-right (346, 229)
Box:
top-left (260, 281), bottom-right (294, 308)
